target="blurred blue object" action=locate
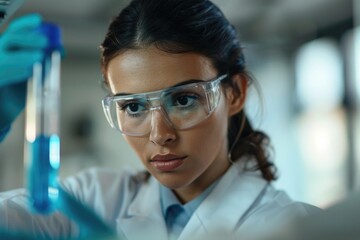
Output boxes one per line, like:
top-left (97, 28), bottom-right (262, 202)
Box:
top-left (0, 230), bottom-right (34, 240)
top-left (0, 14), bottom-right (47, 86)
top-left (0, 125), bottom-right (10, 142)
top-left (0, 185), bottom-right (118, 240)
top-left (57, 186), bottom-right (117, 239)
top-left (0, 14), bottom-right (47, 136)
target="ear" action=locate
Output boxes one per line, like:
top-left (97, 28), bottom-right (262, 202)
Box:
top-left (225, 74), bottom-right (247, 117)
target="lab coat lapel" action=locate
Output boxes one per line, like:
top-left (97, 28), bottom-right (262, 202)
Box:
top-left (179, 160), bottom-right (268, 240)
top-left (116, 177), bottom-right (168, 240)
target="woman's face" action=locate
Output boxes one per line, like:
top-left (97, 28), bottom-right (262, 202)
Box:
top-left (106, 46), bottom-right (231, 200)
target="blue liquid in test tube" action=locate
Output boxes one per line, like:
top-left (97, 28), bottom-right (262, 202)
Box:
top-left (28, 135), bottom-right (60, 212)
top-left (25, 23), bottom-right (62, 214)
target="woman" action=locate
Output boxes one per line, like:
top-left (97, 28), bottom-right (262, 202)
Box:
top-left (0, 0), bottom-right (318, 239)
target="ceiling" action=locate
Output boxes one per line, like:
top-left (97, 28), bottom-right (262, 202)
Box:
top-left (9, 0), bottom-right (354, 57)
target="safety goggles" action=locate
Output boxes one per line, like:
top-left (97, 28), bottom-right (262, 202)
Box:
top-left (102, 74), bottom-right (227, 136)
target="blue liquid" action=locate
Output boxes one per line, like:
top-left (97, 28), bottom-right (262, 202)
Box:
top-left (28, 134), bottom-right (60, 214)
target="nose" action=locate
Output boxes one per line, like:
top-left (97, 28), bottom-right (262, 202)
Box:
top-left (149, 110), bottom-right (177, 145)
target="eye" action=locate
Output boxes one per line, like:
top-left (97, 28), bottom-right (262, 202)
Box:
top-left (127, 103), bottom-right (142, 113)
top-left (119, 101), bottom-right (147, 117)
top-left (174, 95), bottom-right (198, 108)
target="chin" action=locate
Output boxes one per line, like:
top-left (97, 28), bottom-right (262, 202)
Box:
top-left (154, 171), bottom-right (193, 190)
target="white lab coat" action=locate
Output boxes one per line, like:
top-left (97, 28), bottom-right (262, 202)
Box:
top-left (0, 159), bottom-right (319, 239)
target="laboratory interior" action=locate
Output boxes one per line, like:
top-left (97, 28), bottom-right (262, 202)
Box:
top-left (0, 0), bottom-right (358, 211)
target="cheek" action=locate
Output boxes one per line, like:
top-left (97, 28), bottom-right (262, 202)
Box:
top-left (181, 101), bottom-right (229, 157)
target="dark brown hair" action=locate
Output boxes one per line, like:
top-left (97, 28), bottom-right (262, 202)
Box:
top-left (100, 0), bottom-right (277, 181)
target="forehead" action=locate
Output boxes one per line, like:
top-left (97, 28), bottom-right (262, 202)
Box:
top-left (106, 46), bottom-right (217, 95)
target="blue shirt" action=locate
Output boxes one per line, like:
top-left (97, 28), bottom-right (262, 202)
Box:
top-left (160, 181), bottom-right (218, 239)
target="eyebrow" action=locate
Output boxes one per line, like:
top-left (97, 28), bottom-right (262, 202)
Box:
top-left (113, 79), bottom-right (205, 97)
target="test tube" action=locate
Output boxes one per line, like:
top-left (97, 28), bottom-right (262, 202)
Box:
top-left (24, 23), bottom-right (62, 214)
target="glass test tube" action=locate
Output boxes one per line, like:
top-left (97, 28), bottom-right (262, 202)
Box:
top-left (24, 23), bottom-right (62, 214)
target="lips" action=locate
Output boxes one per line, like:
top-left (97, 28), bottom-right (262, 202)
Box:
top-left (150, 154), bottom-right (186, 172)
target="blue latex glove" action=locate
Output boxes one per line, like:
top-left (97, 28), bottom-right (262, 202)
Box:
top-left (0, 14), bottom-right (48, 133)
top-left (57, 186), bottom-right (117, 238)
top-left (0, 185), bottom-right (120, 240)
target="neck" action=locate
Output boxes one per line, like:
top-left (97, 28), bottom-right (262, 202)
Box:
top-left (173, 159), bottom-right (231, 204)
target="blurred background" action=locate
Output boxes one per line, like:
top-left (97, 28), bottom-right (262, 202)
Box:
top-left (0, 0), bottom-right (358, 209)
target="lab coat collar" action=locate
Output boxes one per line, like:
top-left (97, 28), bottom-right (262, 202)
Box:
top-left (116, 177), bottom-right (168, 240)
top-left (178, 158), bottom-right (268, 239)
top-left (117, 157), bottom-right (268, 240)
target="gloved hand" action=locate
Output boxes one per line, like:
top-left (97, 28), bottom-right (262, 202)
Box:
top-left (0, 14), bottom-right (48, 132)
top-left (0, 185), bottom-right (120, 240)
